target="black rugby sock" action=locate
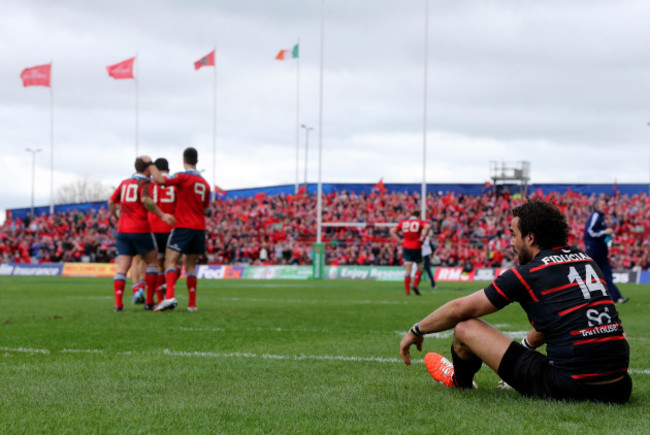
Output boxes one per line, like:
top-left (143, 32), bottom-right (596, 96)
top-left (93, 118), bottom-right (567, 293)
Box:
top-left (450, 344), bottom-right (483, 389)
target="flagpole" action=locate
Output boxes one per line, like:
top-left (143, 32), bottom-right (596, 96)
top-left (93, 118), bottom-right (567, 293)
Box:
top-left (421, 0), bottom-right (429, 220)
top-left (317, 2), bottom-right (324, 244)
top-left (135, 53), bottom-right (139, 156)
top-left (49, 61), bottom-right (54, 215)
top-left (295, 38), bottom-right (301, 194)
top-left (213, 46), bottom-right (217, 192)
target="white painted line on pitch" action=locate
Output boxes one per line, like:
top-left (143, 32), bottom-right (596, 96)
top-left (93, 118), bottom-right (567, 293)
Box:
top-left (229, 283), bottom-right (322, 288)
top-left (161, 349), bottom-right (405, 364)
top-left (0, 346), bottom-right (50, 354)
top-left (61, 348), bottom-right (105, 354)
top-left (393, 330), bottom-right (529, 340)
top-left (179, 327), bottom-right (226, 332)
top-left (216, 297), bottom-right (406, 305)
top-left (3, 346), bottom-right (649, 375)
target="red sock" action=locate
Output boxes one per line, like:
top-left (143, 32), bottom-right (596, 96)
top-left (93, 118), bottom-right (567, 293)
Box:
top-left (404, 275), bottom-right (411, 295)
top-left (145, 267), bottom-right (157, 305)
top-left (187, 274), bottom-right (197, 308)
top-left (131, 283), bottom-right (139, 295)
top-left (175, 267), bottom-right (182, 285)
top-left (113, 273), bottom-right (126, 308)
top-left (165, 268), bottom-right (177, 300)
top-left (414, 270), bottom-right (423, 288)
top-left (156, 273), bottom-right (165, 303)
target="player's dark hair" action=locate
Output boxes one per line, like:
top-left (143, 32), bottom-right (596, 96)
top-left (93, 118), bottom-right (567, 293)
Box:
top-left (155, 158), bottom-right (169, 172)
top-left (183, 147), bottom-right (198, 165)
top-left (412, 210), bottom-right (421, 217)
top-left (512, 199), bottom-right (569, 249)
top-left (134, 157), bottom-right (148, 173)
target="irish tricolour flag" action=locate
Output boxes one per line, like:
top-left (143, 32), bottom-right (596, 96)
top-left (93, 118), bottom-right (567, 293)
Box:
top-left (275, 44), bottom-right (299, 60)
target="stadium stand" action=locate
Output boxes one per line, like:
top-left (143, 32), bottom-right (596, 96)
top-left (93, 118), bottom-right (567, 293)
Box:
top-left (2, 186), bottom-right (648, 270)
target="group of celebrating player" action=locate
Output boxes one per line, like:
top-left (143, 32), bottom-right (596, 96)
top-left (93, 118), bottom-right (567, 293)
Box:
top-left (108, 154), bottom-right (633, 403)
top-left (108, 147), bottom-right (210, 312)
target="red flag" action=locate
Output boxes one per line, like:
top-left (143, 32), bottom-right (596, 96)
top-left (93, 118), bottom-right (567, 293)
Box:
top-left (106, 57), bottom-right (135, 79)
top-left (194, 50), bottom-right (215, 70)
top-left (372, 178), bottom-right (387, 194)
top-left (20, 64), bottom-right (51, 87)
top-left (214, 185), bottom-right (227, 196)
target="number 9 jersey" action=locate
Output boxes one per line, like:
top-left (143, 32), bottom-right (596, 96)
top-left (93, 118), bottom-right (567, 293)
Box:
top-left (484, 246), bottom-right (628, 383)
top-left (162, 169), bottom-right (210, 230)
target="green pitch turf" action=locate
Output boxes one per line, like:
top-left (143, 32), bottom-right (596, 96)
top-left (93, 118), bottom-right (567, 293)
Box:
top-left (1, 277), bottom-right (648, 433)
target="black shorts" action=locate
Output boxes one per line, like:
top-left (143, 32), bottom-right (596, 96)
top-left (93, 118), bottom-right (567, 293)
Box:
top-left (115, 232), bottom-right (157, 257)
top-left (402, 248), bottom-right (423, 263)
top-left (153, 232), bottom-right (170, 257)
top-left (498, 341), bottom-right (632, 403)
top-left (167, 228), bottom-right (206, 255)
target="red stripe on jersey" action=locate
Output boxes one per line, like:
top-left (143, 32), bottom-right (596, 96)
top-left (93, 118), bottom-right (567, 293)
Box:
top-left (541, 282), bottom-right (578, 296)
top-left (512, 269), bottom-right (539, 302)
top-left (557, 299), bottom-right (613, 316)
top-left (571, 367), bottom-right (628, 380)
top-left (573, 336), bottom-right (626, 346)
top-left (530, 258), bottom-right (590, 273)
top-left (570, 323), bottom-right (621, 336)
top-left (491, 281), bottom-right (509, 302)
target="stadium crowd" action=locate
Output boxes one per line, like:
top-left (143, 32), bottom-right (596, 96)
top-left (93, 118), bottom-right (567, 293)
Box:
top-left (1, 189), bottom-right (649, 270)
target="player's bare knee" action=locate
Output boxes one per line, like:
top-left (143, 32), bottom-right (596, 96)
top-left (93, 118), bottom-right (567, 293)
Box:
top-left (453, 318), bottom-right (482, 343)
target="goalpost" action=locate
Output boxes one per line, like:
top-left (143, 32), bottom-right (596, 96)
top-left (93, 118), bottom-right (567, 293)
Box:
top-left (311, 222), bottom-right (398, 279)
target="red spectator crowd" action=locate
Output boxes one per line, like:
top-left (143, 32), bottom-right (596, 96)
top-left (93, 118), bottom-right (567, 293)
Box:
top-left (1, 189), bottom-right (648, 270)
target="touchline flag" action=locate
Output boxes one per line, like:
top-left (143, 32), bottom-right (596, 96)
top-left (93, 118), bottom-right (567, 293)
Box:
top-left (107, 57), bottom-right (135, 79)
top-left (20, 64), bottom-right (51, 87)
top-left (275, 43), bottom-right (299, 60)
top-left (195, 50), bottom-right (215, 70)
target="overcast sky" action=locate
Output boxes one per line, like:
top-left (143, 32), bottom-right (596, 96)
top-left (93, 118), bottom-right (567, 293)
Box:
top-left (2, 0), bottom-right (650, 212)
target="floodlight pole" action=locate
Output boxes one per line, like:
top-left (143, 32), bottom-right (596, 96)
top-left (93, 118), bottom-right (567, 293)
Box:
top-left (26, 148), bottom-right (42, 218)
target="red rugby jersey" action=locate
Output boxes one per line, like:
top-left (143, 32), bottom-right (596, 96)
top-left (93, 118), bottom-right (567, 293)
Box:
top-left (395, 218), bottom-right (428, 250)
top-left (109, 174), bottom-right (151, 233)
top-left (147, 176), bottom-right (176, 233)
top-left (162, 170), bottom-right (210, 230)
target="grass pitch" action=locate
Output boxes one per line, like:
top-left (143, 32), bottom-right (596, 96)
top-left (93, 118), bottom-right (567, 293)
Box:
top-left (1, 277), bottom-right (648, 434)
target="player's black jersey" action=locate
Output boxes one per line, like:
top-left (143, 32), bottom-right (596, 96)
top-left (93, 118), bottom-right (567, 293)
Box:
top-left (485, 246), bottom-right (629, 382)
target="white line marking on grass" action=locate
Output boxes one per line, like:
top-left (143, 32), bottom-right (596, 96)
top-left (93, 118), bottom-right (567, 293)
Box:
top-left (61, 348), bottom-right (105, 354)
top-left (179, 327), bottom-right (226, 332)
top-left (230, 283), bottom-right (322, 288)
top-left (394, 330), bottom-right (529, 339)
top-left (3, 346), bottom-right (649, 375)
top-left (216, 297), bottom-right (406, 305)
top-left (68, 296), bottom-right (113, 300)
top-left (0, 346), bottom-right (50, 354)
top-left (161, 349), bottom-right (404, 364)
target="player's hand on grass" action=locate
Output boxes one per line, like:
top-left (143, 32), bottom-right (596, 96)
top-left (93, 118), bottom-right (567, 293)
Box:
top-left (400, 332), bottom-right (423, 365)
